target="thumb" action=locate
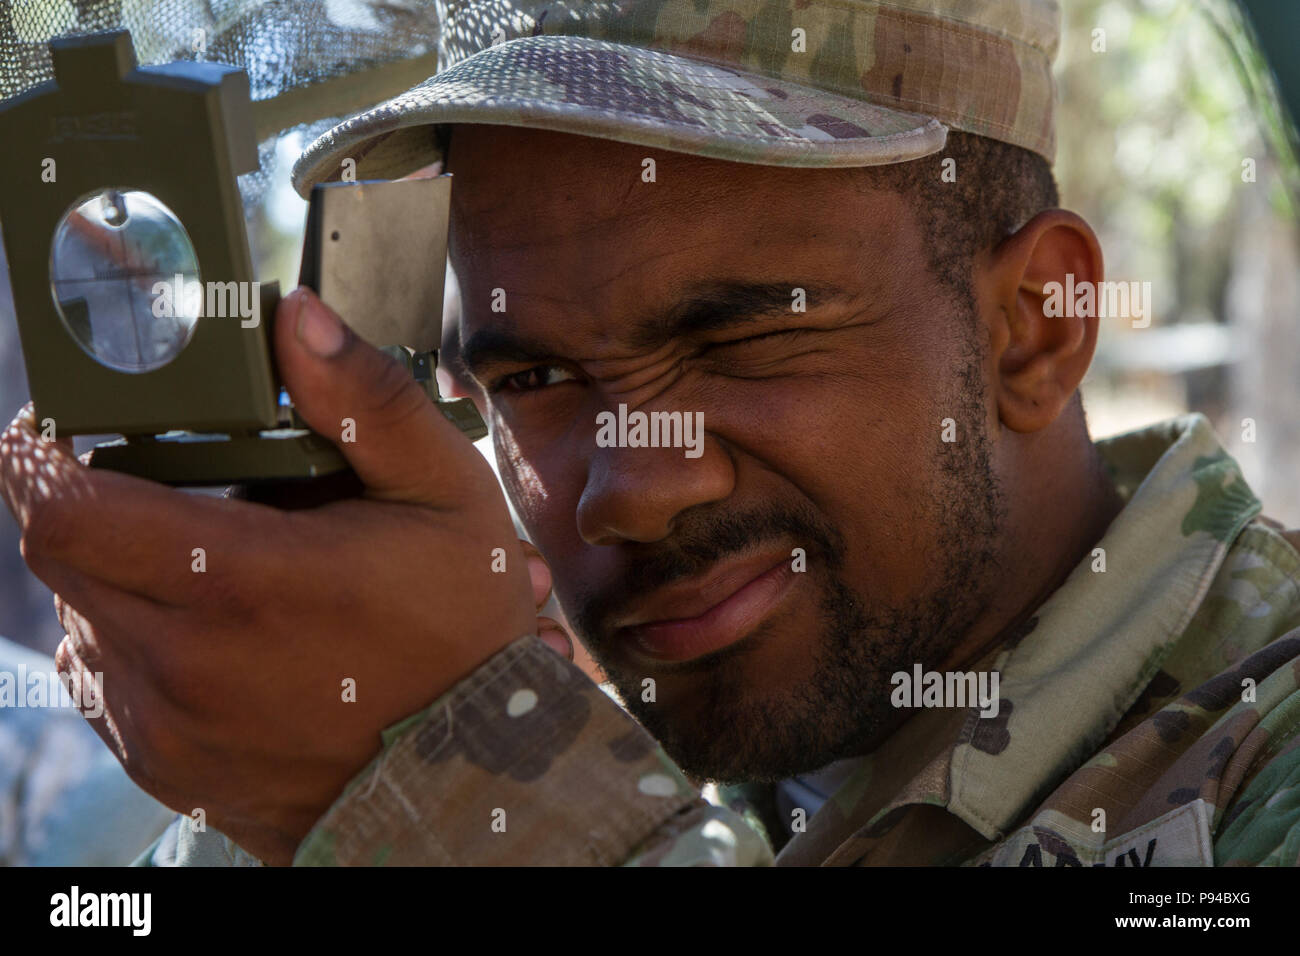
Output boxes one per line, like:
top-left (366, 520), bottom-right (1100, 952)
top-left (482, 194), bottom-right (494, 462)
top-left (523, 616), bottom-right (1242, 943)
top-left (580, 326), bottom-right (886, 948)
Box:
top-left (273, 287), bottom-right (486, 506)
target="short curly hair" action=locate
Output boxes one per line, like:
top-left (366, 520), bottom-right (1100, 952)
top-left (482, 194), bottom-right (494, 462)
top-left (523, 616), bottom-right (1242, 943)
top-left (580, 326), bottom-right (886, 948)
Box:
top-left (861, 129), bottom-right (1061, 308)
top-left (866, 131), bottom-right (1090, 424)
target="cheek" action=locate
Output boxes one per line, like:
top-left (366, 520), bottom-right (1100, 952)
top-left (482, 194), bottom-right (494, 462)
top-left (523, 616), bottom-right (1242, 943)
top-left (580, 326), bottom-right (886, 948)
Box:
top-left (489, 338), bottom-right (954, 604)
top-left (491, 417), bottom-right (546, 527)
top-left (705, 365), bottom-right (945, 600)
top-left (491, 411), bottom-right (586, 555)
top-left (491, 419), bottom-right (598, 626)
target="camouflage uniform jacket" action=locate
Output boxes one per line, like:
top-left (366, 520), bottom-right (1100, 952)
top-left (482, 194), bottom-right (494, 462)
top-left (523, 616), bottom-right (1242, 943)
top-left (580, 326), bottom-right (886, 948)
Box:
top-left (149, 413), bottom-right (1300, 865)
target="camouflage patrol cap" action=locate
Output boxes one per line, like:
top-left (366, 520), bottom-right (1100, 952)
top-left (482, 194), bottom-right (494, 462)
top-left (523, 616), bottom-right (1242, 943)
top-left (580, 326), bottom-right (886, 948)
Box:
top-left (291, 0), bottom-right (1060, 198)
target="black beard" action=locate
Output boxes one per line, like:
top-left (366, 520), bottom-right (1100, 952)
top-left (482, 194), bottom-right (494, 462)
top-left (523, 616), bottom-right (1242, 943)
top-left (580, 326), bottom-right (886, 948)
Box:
top-left (568, 337), bottom-right (1005, 784)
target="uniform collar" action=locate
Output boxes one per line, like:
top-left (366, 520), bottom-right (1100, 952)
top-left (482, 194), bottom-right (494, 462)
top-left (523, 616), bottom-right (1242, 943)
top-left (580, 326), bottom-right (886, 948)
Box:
top-left (780, 414), bottom-right (1261, 862)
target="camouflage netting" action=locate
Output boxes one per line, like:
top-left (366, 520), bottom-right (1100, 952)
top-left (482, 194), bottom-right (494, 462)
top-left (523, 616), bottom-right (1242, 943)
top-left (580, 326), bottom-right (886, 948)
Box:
top-left (0, 0), bottom-right (444, 207)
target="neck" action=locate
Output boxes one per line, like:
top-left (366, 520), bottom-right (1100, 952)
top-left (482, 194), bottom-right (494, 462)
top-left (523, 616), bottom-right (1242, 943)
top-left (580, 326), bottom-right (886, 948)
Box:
top-left (941, 434), bottom-right (1126, 674)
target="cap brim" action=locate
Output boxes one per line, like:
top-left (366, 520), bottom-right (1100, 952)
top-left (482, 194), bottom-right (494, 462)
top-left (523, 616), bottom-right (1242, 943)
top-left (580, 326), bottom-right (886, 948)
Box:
top-left (292, 34), bottom-right (947, 198)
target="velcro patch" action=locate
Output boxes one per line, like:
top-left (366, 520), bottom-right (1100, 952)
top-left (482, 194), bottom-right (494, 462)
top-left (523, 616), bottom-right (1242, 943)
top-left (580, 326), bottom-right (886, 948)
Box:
top-left (970, 799), bottom-right (1215, 867)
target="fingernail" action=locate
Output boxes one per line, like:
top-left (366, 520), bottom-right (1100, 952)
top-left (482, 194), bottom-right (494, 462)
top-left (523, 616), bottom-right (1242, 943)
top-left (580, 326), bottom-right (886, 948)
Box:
top-left (538, 625), bottom-right (573, 661)
top-left (527, 555), bottom-right (552, 597)
top-left (295, 290), bottom-right (346, 358)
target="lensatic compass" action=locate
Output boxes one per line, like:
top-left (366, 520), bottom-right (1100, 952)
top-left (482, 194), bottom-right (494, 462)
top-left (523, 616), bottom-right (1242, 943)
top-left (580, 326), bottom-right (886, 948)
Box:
top-left (0, 30), bottom-right (483, 486)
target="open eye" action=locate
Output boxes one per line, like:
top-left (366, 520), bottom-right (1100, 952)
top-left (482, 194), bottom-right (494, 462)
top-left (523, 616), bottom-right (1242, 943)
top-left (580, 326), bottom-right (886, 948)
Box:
top-left (495, 365), bottom-right (577, 393)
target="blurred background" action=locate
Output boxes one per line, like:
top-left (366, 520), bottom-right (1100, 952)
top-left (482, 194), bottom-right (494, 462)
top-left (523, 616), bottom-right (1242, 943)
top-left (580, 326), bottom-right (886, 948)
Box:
top-left (2, 0), bottom-right (1299, 656)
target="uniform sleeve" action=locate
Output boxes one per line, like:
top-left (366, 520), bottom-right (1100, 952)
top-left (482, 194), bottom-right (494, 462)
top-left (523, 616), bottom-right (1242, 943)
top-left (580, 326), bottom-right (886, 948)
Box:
top-left (1210, 623), bottom-right (1300, 866)
top-left (1213, 689), bottom-right (1300, 866)
top-left (293, 634), bottom-right (774, 866)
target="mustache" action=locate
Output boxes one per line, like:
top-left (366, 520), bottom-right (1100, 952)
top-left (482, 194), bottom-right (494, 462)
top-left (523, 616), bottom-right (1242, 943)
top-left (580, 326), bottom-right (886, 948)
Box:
top-left (572, 500), bottom-right (846, 641)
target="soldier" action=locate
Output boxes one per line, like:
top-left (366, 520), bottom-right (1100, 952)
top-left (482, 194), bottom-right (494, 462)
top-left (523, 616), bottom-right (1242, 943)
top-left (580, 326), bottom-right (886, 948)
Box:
top-left (3, 0), bottom-right (1299, 866)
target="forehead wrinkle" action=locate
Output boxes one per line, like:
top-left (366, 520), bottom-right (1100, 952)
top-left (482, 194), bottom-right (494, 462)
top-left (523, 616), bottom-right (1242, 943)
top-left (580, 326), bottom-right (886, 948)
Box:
top-left (461, 278), bottom-right (857, 380)
top-left (449, 131), bottom-right (909, 369)
top-left (623, 280), bottom-right (853, 351)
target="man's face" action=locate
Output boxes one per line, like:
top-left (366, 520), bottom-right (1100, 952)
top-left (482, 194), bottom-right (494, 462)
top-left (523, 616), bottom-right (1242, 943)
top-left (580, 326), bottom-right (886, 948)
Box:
top-left (447, 125), bottom-right (1006, 784)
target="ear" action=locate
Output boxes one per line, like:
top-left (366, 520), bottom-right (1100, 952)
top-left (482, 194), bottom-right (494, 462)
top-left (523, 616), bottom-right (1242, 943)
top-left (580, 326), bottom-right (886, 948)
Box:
top-left (978, 209), bottom-right (1104, 433)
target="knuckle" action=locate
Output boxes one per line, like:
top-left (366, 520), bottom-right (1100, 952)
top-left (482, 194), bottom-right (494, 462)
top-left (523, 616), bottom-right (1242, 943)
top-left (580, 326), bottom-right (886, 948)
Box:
top-left (53, 634), bottom-right (77, 674)
top-left (52, 592), bottom-right (70, 628)
top-left (53, 592), bottom-right (84, 634)
top-left (62, 622), bottom-right (105, 672)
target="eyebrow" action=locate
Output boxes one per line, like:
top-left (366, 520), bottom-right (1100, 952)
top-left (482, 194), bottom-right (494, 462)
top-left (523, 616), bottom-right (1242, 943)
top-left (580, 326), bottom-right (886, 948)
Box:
top-left (459, 280), bottom-right (850, 379)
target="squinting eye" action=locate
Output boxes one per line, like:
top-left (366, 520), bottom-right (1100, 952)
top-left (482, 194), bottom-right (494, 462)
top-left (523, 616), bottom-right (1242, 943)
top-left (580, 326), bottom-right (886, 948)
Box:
top-left (497, 365), bottom-right (577, 393)
top-left (701, 327), bottom-right (808, 357)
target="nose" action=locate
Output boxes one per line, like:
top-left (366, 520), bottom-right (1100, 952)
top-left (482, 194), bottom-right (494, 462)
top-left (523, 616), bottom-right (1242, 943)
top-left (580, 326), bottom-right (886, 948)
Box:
top-left (576, 418), bottom-right (735, 545)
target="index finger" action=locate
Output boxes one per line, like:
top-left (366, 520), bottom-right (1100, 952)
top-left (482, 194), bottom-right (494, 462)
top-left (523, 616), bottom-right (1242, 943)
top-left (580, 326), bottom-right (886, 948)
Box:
top-left (0, 404), bottom-right (288, 605)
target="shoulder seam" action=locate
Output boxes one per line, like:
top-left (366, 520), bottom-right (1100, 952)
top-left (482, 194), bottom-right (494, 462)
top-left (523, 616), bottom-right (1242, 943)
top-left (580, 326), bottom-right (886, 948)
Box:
top-left (1251, 516), bottom-right (1300, 567)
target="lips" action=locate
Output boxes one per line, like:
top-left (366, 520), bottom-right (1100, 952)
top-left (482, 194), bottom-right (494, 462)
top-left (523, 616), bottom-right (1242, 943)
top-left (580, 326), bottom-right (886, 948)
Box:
top-left (614, 550), bottom-right (798, 663)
